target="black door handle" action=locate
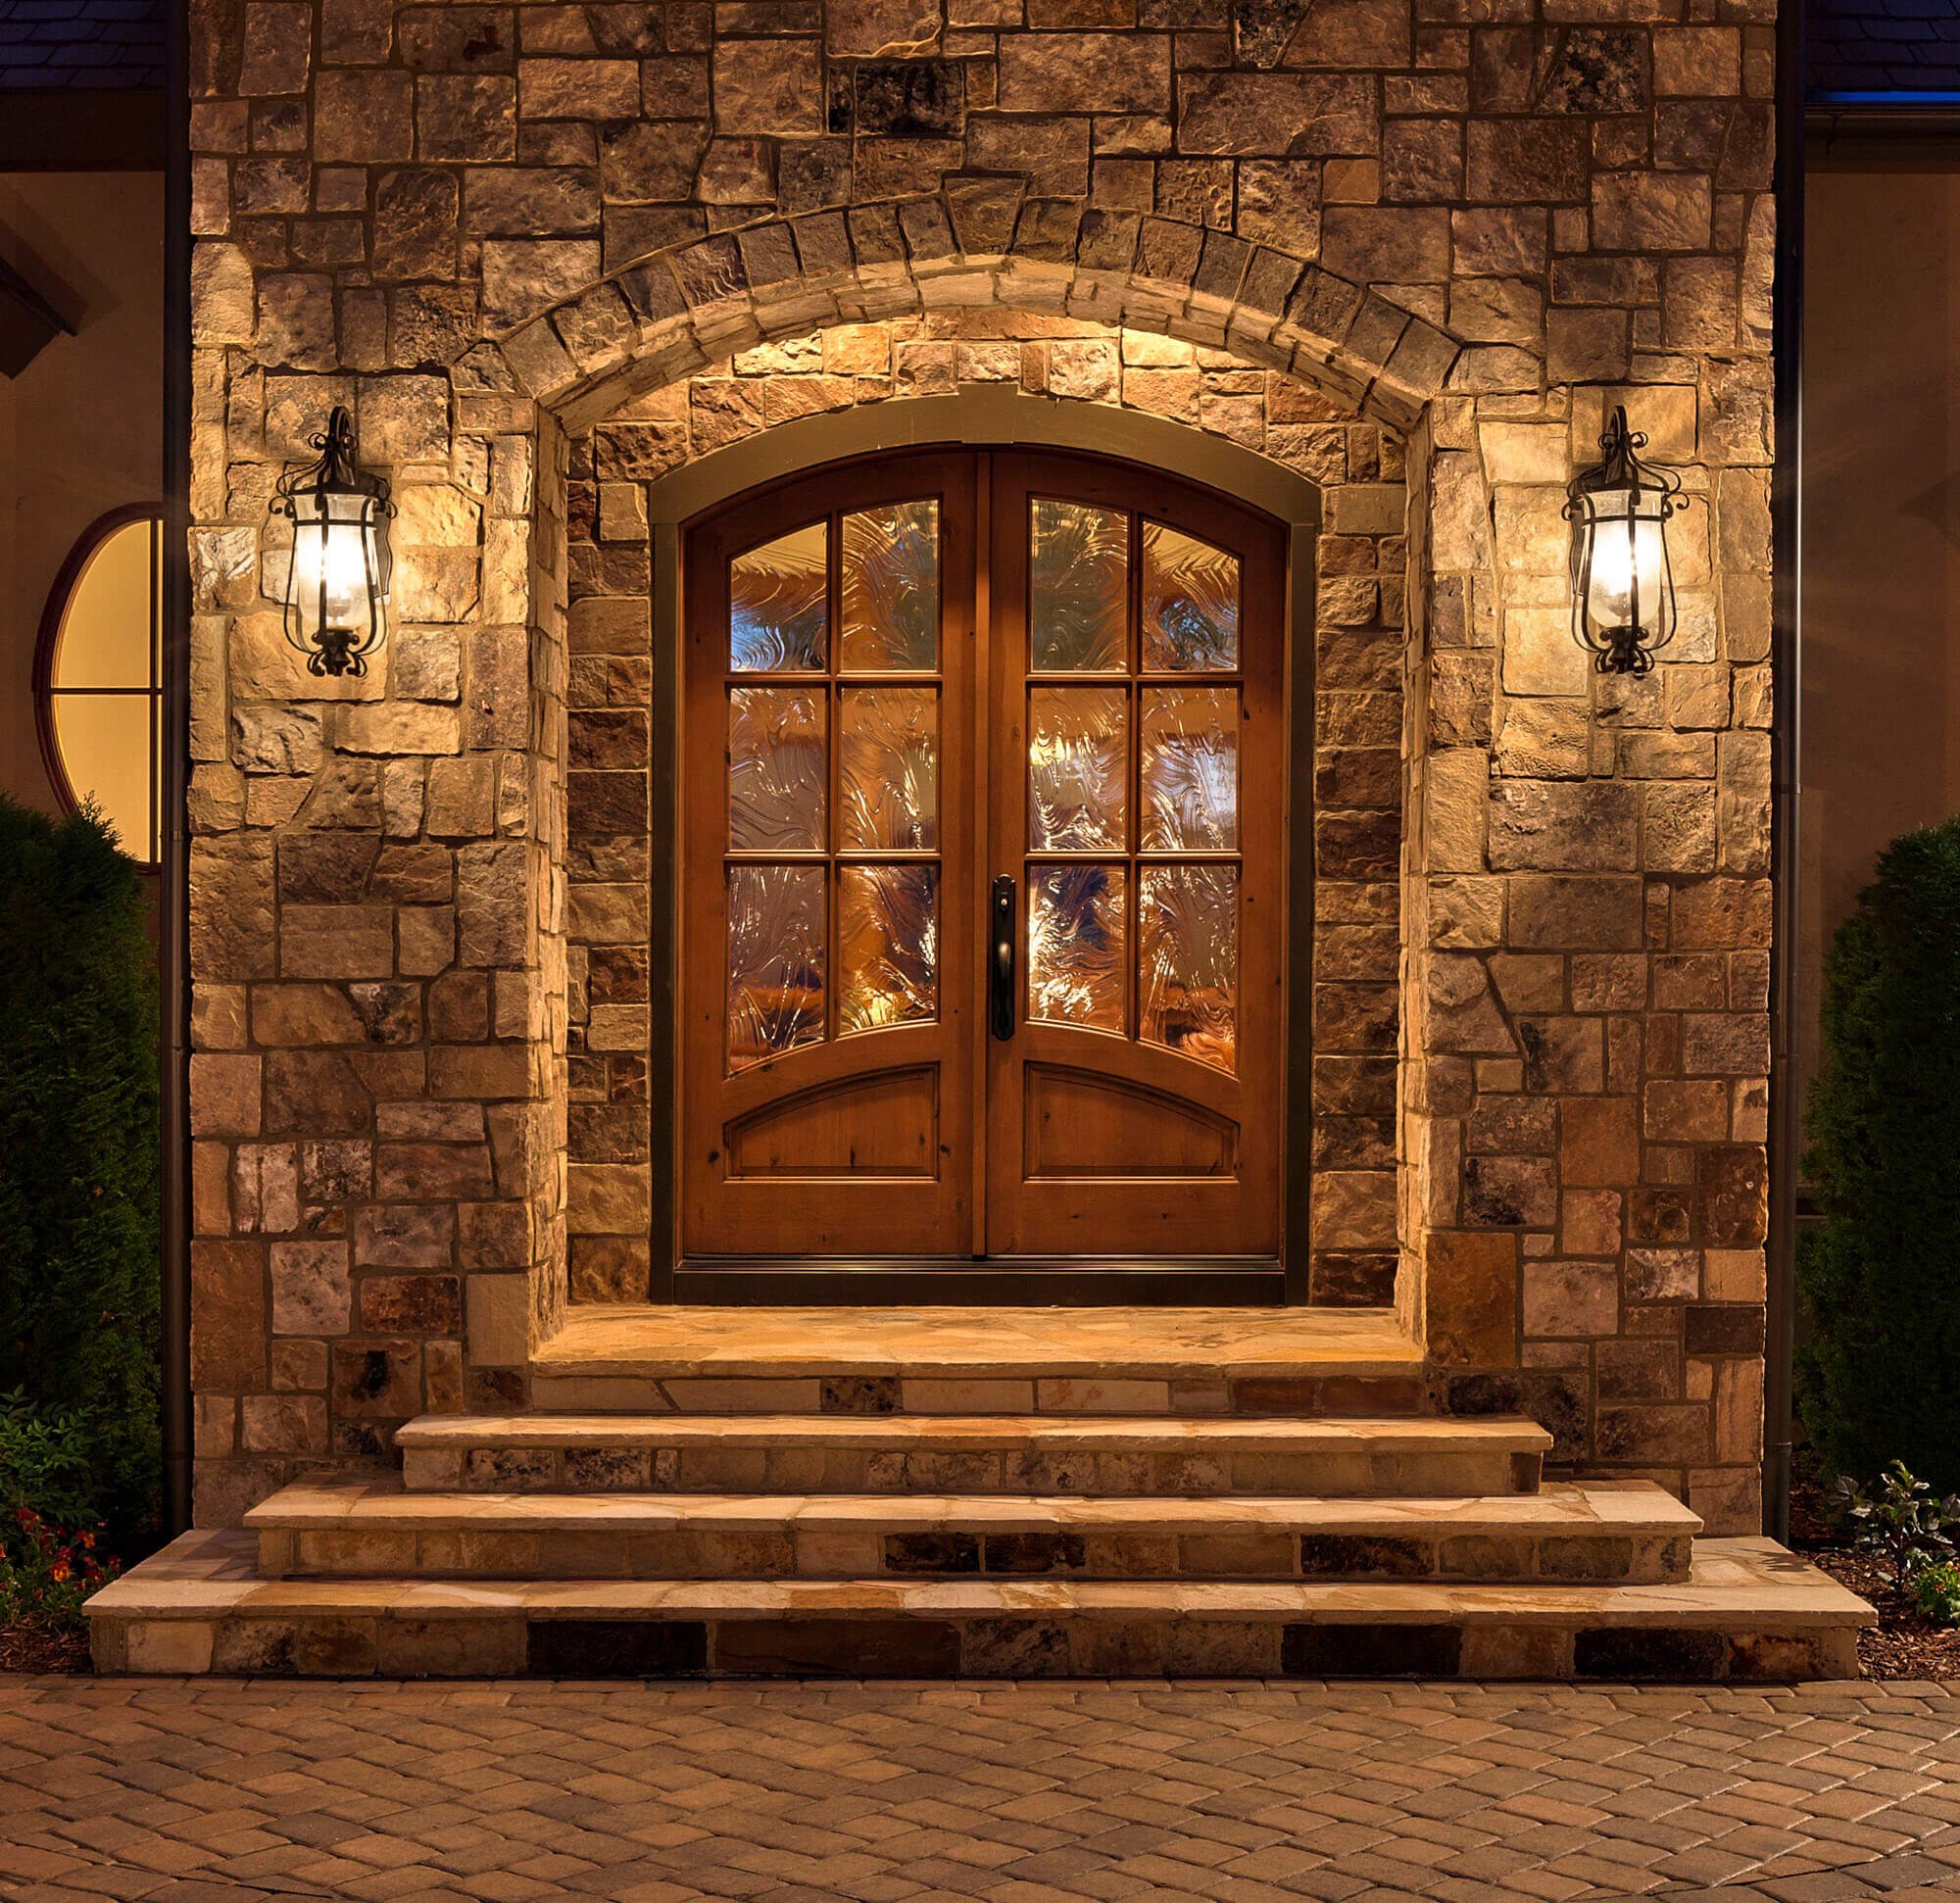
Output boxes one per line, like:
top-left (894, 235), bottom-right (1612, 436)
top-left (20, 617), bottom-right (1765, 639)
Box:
top-left (990, 875), bottom-right (1016, 1041)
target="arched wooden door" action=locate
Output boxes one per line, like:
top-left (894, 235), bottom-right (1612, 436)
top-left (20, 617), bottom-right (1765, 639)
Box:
top-left (680, 448), bottom-right (1287, 1272)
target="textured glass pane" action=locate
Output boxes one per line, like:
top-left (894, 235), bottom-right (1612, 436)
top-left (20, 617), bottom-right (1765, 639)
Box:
top-left (841, 501), bottom-right (939, 671)
top-left (1027, 863), bottom-right (1126, 1033)
top-left (1142, 522), bottom-right (1239, 671)
top-left (53, 693), bottom-right (153, 862)
top-left (839, 865), bottom-right (937, 1035)
top-left (840, 688), bottom-right (937, 851)
top-left (726, 864), bottom-right (826, 1073)
top-left (1141, 687), bottom-right (1239, 852)
top-left (55, 517), bottom-right (158, 689)
top-left (731, 522), bottom-right (827, 671)
top-left (1030, 499), bottom-right (1126, 672)
top-left (728, 688), bottom-right (826, 853)
top-left (1028, 687), bottom-right (1127, 853)
top-left (1139, 864), bottom-right (1237, 1073)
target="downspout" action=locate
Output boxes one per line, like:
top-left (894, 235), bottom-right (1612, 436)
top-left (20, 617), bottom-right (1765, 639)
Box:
top-left (160, 0), bottom-right (193, 1536)
top-left (1764, 0), bottom-right (1805, 1546)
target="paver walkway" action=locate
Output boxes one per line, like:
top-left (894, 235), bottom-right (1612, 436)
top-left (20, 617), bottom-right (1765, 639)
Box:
top-left (7, 1677), bottom-right (1960, 1903)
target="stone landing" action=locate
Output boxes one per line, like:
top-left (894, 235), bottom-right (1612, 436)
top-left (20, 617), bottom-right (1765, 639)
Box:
top-left (89, 1309), bottom-right (1871, 1680)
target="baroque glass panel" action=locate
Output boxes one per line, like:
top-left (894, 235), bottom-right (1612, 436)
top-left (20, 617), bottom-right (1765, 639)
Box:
top-left (1139, 863), bottom-right (1237, 1073)
top-left (730, 521), bottom-right (827, 671)
top-left (841, 501), bottom-right (939, 671)
top-left (726, 863), bottom-right (826, 1073)
top-left (1027, 863), bottom-right (1126, 1033)
top-left (1141, 521), bottom-right (1239, 671)
top-left (839, 864), bottom-right (938, 1035)
top-left (1028, 686), bottom-right (1127, 853)
top-left (840, 687), bottom-right (938, 851)
top-left (727, 687), bottom-right (826, 852)
top-left (1140, 687), bottom-right (1239, 852)
top-left (1029, 498), bottom-right (1127, 672)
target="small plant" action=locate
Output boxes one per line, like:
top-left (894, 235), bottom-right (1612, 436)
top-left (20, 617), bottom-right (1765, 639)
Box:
top-left (0, 1508), bottom-right (119, 1631)
top-left (0, 1391), bottom-right (100, 1531)
top-left (1832, 1460), bottom-right (1960, 1595)
top-left (1915, 1563), bottom-right (1960, 1627)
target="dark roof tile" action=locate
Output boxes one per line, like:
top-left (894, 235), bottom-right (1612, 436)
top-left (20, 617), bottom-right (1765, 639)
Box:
top-left (0, 0), bottom-right (163, 85)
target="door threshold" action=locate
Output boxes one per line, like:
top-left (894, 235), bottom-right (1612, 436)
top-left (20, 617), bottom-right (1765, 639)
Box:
top-left (671, 1259), bottom-right (1288, 1307)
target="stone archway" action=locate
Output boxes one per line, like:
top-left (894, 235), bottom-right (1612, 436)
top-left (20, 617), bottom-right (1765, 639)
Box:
top-left (460, 220), bottom-right (1465, 1356)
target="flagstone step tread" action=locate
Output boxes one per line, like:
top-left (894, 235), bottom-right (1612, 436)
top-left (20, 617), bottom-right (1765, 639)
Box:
top-left (245, 1477), bottom-right (1698, 1586)
top-left (83, 1531), bottom-right (1873, 1683)
top-left (534, 1304), bottom-right (1422, 1384)
top-left (248, 1475), bottom-right (1690, 1537)
top-left (394, 1413), bottom-right (1550, 1452)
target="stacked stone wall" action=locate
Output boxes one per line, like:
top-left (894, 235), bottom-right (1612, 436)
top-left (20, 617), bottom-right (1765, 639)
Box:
top-left (184, 0), bottom-right (1775, 1532)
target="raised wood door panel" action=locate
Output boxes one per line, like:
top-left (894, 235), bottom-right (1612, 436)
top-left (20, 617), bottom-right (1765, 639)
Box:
top-left (680, 453), bottom-right (978, 1257)
top-left (984, 455), bottom-right (1287, 1258)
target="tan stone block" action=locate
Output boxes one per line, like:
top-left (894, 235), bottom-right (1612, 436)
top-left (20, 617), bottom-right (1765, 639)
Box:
top-left (1425, 748), bottom-right (1488, 873)
top-left (338, 702), bottom-right (462, 756)
top-left (1502, 608), bottom-right (1589, 698)
top-left (280, 905), bottom-right (394, 980)
top-left (1559, 1097), bottom-right (1639, 1188)
top-left (190, 1053), bottom-right (262, 1138)
top-left (568, 1162), bottom-right (654, 1233)
top-left (127, 1621), bottom-right (216, 1675)
top-left (1426, 1230), bottom-right (1517, 1367)
top-left (1643, 1078), bottom-right (1729, 1143)
top-left (1478, 422), bottom-right (1566, 486)
top-left (1561, 1189), bottom-right (1621, 1257)
top-left (270, 1240), bottom-right (350, 1335)
top-left (1522, 1261), bottom-right (1617, 1338)
top-left (1704, 1247), bottom-right (1766, 1302)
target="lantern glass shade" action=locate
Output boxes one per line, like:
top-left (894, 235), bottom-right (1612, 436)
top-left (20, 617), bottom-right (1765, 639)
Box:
top-left (271, 407), bottom-right (394, 678)
top-left (1564, 408), bottom-right (1685, 678)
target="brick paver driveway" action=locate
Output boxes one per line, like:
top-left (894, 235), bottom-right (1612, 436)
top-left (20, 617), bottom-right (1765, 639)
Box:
top-left (8, 1677), bottom-right (1960, 1903)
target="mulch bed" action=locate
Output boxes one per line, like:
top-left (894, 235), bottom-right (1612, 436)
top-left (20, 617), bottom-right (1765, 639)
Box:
top-left (1790, 1457), bottom-right (1960, 1681)
top-left (0, 1624), bottom-right (90, 1675)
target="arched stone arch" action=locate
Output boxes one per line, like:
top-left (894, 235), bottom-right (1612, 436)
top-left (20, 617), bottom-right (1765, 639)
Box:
top-left (466, 194), bottom-right (1463, 438)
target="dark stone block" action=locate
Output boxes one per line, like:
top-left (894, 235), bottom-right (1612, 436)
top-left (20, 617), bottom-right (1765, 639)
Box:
top-left (527, 1620), bottom-right (708, 1677)
top-left (569, 1102), bottom-right (650, 1164)
top-left (986, 1534), bottom-right (1088, 1575)
top-left (1535, 27), bottom-right (1647, 114)
top-left (1309, 1252), bottom-right (1396, 1306)
top-left (1316, 1377), bottom-right (1425, 1415)
top-left (1281, 1623), bottom-right (1462, 1678)
top-left (1299, 1536), bottom-right (1431, 1579)
top-left (1574, 1626), bottom-right (1727, 1681)
top-left (278, 832), bottom-right (380, 902)
top-left (962, 1618), bottom-right (1072, 1678)
top-left (1698, 1146), bottom-right (1768, 1245)
top-left (885, 1533), bottom-right (981, 1574)
top-left (1536, 1536), bottom-right (1632, 1581)
top-left (1683, 1303), bottom-right (1766, 1356)
top-left (854, 61), bottom-right (962, 138)
top-left (713, 1618), bottom-right (960, 1678)
top-left (1446, 1372), bottom-right (1588, 1462)
top-left (822, 1376), bottom-right (899, 1413)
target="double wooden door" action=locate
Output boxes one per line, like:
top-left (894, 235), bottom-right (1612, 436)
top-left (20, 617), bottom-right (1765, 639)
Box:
top-left (679, 448), bottom-right (1287, 1267)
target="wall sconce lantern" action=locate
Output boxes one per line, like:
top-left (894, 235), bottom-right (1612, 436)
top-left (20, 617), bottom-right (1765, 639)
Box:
top-left (1563, 405), bottom-right (1687, 678)
top-left (270, 406), bottom-right (395, 678)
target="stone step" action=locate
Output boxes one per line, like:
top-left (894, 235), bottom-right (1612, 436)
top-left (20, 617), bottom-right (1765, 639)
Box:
top-left (85, 1529), bottom-right (1872, 1683)
top-left (393, 1412), bottom-right (1550, 1499)
top-left (245, 1477), bottom-right (1697, 1586)
top-left (529, 1304), bottom-right (1428, 1417)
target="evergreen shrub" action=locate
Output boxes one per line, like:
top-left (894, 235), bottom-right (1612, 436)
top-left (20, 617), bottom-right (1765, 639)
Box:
top-left (1800, 815), bottom-right (1960, 1488)
top-left (0, 795), bottom-right (159, 1533)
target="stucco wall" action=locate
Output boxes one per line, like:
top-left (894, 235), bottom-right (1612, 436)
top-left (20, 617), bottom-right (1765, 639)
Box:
top-left (1801, 159), bottom-right (1960, 1106)
top-left (0, 171), bottom-right (166, 827)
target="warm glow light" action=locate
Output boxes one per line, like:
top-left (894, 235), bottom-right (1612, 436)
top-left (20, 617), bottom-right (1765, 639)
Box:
top-left (1565, 408), bottom-right (1684, 677)
top-left (270, 407), bottom-right (394, 677)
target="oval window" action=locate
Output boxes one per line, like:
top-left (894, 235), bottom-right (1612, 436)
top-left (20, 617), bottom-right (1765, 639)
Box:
top-left (34, 508), bottom-right (164, 868)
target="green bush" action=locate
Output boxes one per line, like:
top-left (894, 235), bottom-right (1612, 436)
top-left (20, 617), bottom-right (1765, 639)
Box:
top-left (1800, 815), bottom-right (1960, 1489)
top-left (0, 796), bottom-right (160, 1535)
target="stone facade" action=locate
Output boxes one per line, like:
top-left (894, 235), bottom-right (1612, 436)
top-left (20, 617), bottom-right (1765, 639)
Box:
top-left (184, 0), bottom-right (1776, 1532)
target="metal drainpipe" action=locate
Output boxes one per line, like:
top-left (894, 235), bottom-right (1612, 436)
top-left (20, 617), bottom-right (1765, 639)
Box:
top-left (160, 0), bottom-right (194, 1537)
top-left (1763, 0), bottom-right (1806, 1548)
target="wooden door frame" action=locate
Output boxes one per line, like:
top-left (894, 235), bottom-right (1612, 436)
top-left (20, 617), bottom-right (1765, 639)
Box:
top-left (643, 388), bottom-right (1323, 1305)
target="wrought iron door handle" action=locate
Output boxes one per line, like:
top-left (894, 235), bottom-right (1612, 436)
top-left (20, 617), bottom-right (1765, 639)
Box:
top-left (990, 876), bottom-right (1016, 1041)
